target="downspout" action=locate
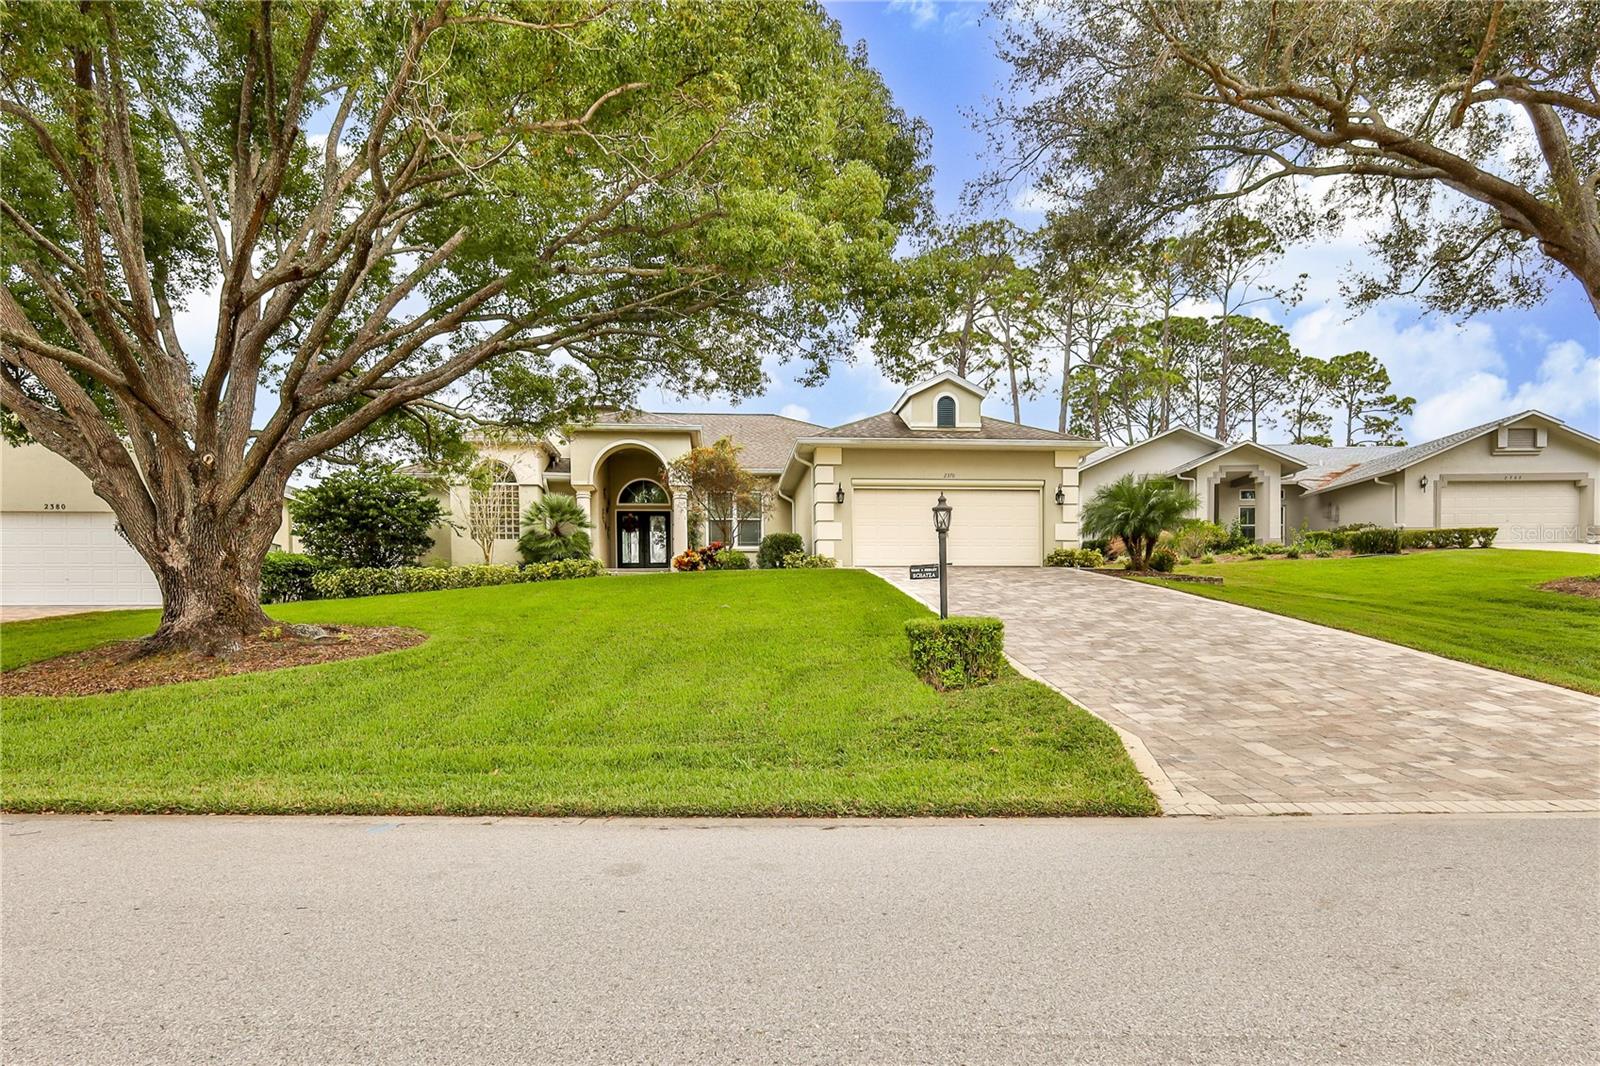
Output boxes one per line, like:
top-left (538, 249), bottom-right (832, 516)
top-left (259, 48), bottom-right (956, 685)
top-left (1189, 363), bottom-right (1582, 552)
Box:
top-left (790, 452), bottom-right (816, 550)
top-left (1176, 473), bottom-right (1199, 521)
top-left (1373, 476), bottom-right (1399, 527)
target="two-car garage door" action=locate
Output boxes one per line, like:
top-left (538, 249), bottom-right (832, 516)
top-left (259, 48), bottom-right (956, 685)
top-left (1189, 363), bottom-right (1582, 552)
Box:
top-left (851, 485), bottom-right (1042, 567)
top-left (1441, 480), bottom-right (1584, 544)
top-left (0, 512), bottom-right (162, 606)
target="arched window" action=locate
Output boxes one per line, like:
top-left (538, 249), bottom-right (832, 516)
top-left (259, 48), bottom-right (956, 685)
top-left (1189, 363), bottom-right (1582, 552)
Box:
top-left (618, 479), bottom-right (669, 506)
top-left (936, 395), bottom-right (957, 428)
top-left (479, 462), bottom-right (520, 539)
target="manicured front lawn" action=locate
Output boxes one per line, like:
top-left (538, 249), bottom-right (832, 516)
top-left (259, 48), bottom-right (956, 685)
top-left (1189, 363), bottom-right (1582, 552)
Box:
top-left (1156, 550), bottom-right (1600, 694)
top-left (0, 570), bottom-right (1156, 816)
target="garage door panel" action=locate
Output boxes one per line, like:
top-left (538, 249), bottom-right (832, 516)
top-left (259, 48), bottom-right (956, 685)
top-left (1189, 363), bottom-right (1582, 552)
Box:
top-left (1, 513), bottom-right (162, 606)
top-left (853, 487), bottom-right (1041, 567)
top-left (1440, 480), bottom-right (1582, 544)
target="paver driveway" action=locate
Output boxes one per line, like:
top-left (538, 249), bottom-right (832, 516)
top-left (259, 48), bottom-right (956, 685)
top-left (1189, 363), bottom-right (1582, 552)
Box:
top-left (876, 567), bottom-right (1600, 816)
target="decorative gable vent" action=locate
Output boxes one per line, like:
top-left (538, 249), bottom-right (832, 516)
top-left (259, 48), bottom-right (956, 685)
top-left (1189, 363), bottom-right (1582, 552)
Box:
top-left (1506, 427), bottom-right (1537, 449)
top-left (1494, 425), bottom-right (1545, 453)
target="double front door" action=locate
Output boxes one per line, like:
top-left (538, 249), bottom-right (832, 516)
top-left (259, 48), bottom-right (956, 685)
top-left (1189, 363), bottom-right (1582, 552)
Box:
top-left (617, 510), bottom-right (671, 568)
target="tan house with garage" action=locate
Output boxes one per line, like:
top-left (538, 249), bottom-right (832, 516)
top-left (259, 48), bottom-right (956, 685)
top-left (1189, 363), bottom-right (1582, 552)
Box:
top-left (1080, 410), bottom-right (1600, 545)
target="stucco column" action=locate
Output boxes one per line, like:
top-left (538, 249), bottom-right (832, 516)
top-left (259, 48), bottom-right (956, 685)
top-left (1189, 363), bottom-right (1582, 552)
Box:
top-left (1052, 451), bottom-right (1080, 548)
top-left (573, 487), bottom-right (596, 559)
top-left (811, 447), bottom-right (844, 559)
top-left (669, 481), bottom-right (689, 559)
top-left (1263, 471), bottom-right (1281, 543)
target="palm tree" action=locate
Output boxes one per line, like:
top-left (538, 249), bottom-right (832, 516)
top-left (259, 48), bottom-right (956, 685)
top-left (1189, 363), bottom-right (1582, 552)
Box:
top-left (517, 493), bottom-right (593, 564)
top-left (1080, 475), bottom-right (1197, 571)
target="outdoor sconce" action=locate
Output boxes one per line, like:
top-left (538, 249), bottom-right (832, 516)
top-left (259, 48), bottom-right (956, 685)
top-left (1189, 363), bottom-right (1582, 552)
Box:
top-left (835, 483), bottom-right (846, 505)
top-left (1419, 475), bottom-right (1429, 491)
top-left (1055, 485), bottom-right (1067, 506)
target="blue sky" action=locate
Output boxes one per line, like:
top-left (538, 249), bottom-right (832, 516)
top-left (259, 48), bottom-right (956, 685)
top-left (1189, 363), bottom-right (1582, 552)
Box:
top-left (646, 0), bottom-right (1600, 443)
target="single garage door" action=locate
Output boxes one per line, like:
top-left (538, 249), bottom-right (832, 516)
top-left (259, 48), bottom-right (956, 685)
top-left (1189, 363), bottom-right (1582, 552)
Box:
top-left (852, 485), bottom-right (1042, 567)
top-left (0, 512), bottom-right (162, 606)
top-left (1440, 480), bottom-right (1583, 544)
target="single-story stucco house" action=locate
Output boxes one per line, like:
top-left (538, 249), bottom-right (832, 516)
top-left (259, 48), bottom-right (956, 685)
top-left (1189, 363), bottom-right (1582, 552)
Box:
top-left (1079, 411), bottom-right (1600, 547)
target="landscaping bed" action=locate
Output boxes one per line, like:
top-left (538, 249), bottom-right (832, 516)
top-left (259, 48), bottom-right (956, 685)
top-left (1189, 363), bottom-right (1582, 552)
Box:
top-left (0, 570), bottom-right (1157, 817)
top-left (1541, 575), bottom-right (1600, 600)
top-left (1, 626), bottom-right (426, 697)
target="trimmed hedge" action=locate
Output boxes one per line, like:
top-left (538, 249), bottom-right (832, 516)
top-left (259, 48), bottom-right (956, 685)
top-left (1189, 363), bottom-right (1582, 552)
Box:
top-left (311, 558), bottom-right (605, 599)
top-left (905, 616), bottom-right (1005, 690)
top-left (713, 547), bottom-right (751, 570)
top-left (1347, 527), bottom-right (1402, 554)
top-left (758, 532), bottom-right (804, 568)
top-left (260, 552), bottom-right (327, 603)
top-left (1044, 547), bottom-right (1105, 568)
top-left (781, 550), bottom-right (837, 568)
top-left (1399, 526), bottom-right (1498, 549)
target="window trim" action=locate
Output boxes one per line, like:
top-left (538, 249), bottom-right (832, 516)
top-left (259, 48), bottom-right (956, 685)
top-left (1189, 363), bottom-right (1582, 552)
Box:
top-left (1238, 504), bottom-right (1257, 541)
top-left (708, 500), bottom-right (764, 549)
top-left (617, 478), bottom-right (670, 507)
top-left (1239, 488), bottom-right (1257, 502)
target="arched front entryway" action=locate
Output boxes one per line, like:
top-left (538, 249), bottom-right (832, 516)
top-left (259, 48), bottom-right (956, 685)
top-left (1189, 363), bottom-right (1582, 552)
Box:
top-left (577, 443), bottom-right (687, 568)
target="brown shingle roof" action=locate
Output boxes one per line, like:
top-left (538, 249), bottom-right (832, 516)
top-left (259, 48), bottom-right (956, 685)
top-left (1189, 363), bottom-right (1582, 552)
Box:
top-left (653, 411), bottom-right (823, 471)
top-left (814, 412), bottom-right (1096, 443)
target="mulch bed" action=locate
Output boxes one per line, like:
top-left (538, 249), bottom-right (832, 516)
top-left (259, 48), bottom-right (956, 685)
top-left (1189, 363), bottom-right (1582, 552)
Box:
top-left (1, 626), bottom-right (427, 697)
top-left (1088, 567), bottom-right (1225, 585)
top-left (1539, 576), bottom-right (1600, 600)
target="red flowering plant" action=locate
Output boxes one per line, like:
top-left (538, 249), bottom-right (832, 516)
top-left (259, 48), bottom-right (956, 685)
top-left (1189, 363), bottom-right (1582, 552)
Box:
top-left (671, 541), bottom-right (729, 571)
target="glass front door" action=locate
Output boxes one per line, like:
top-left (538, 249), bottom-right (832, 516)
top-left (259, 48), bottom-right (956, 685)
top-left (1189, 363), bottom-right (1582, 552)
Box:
top-left (617, 511), bottom-right (671, 568)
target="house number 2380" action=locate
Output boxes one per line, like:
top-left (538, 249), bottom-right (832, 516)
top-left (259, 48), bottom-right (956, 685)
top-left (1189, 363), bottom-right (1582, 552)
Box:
top-left (43, 502), bottom-right (67, 510)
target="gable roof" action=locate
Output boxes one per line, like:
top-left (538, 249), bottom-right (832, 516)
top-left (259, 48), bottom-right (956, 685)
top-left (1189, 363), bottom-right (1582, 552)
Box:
top-left (1080, 426), bottom-right (1224, 471)
top-left (1273, 444), bottom-right (1405, 490)
top-left (889, 371), bottom-right (987, 416)
top-left (1305, 409), bottom-right (1598, 495)
top-left (812, 412), bottom-right (1097, 444)
top-left (1166, 439), bottom-right (1308, 475)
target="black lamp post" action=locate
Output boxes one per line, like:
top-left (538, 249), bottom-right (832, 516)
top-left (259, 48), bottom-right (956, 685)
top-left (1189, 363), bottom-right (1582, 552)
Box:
top-left (932, 492), bottom-right (953, 619)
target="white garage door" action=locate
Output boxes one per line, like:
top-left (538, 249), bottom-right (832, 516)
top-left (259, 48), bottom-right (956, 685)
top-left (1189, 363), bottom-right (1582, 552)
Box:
top-left (852, 486), bottom-right (1042, 567)
top-left (1440, 480), bottom-right (1583, 544)
top-left (0, 512), bottom-right (161, 606)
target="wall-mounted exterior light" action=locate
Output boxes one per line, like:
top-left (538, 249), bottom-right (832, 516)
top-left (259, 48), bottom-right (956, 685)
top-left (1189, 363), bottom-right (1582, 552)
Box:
top-left (835, 484), bottom-right (846, 506)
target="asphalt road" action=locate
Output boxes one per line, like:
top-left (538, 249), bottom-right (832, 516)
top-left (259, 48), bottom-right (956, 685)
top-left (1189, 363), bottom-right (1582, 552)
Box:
top-left (3, 814), bottom-right (1596, 1065)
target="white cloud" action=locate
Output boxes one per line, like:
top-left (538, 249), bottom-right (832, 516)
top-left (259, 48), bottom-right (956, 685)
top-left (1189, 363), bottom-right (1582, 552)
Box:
top-left (778, 403), bottom-right (812, 422)
top-left (887, 0), bottom-right (981, 31)
top-left (1411, 339), bottom-right (1600, 439)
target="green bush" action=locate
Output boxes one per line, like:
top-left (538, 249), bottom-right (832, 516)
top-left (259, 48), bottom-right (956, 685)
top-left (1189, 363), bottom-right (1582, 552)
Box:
top-left (780, 550), bottom-right (837, 568)
top-left (1148, 546), bottom-right (1178, 572)
top-left (311, 558), bottom-right (605, 599)
top-left (713, 547), bottom-right (751, 570)
top-left (1260, 542), bottom-right (1286, 555)
top-left (1175, 519), bottom-right (1230, 558)
top-left (1399, 526), bottom-right (1499, 550)
top-left (259, 552), bottom-right (326, 603)
top-left (904, 616), bottom-right (1004, 690)
top-left (517, 493), bottom-right (593, 564)
top-left (1199, 553), bottom-right (1216, 564)
top-left (757, 532), bottom-right (804, 568)
top-left (287, 465), bottom-right (445, 568)
top-left (1292, 530), bottom-right (1337, 554)
top-left (1474, 527), bottom-right (1498, 548)
top-left (1347, 526), bottom-right (1401, 554)
top-left (1045, 547), bottom-right (1106, 568)
top-left (1285, 547), bottom-right (1301, 559)
top-left (1329, 522), bottom-right (1378, 550)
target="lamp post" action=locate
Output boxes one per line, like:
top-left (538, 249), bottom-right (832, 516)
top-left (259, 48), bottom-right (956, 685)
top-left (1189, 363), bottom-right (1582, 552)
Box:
top-left (932, 492), bottom-right (952, 619)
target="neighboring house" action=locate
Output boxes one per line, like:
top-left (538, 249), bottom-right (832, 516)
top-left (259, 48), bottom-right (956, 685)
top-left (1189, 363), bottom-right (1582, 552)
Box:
top-left (1080, 411), bottom-right (1600, 545)
top-left (0, 440), bottom-right (296, 607)
top-left (0, 374), bottom-right (1102, 602)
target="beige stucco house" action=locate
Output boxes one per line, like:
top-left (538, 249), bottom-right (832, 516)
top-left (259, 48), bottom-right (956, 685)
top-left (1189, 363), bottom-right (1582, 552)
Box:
top-left (1080, 411), bottom-right (1600, 545)
top-left (440, 372), bottom-right (1102, 569)
top-left (0, 374), bottom-right (1102, 602)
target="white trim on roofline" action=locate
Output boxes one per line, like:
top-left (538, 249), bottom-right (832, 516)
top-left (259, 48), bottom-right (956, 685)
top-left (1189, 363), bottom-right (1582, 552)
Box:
top-left (1079, 425), bottom-right (1224, 471)
top-left (888, 371), bottom-right (988, 416)
top-left (1170, 439), bottom-right (1308, 475)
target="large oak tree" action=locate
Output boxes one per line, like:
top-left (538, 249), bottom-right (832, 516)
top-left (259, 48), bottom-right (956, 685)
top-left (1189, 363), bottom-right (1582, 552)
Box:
top-left (987, 0), bottom-right (1600, 317)
top-left (0, 1), bottom-right (926, 653)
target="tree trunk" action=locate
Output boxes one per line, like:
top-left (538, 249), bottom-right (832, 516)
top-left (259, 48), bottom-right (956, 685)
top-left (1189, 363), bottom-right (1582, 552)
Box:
top-left (1057, 306), bottom-right (1074, 434)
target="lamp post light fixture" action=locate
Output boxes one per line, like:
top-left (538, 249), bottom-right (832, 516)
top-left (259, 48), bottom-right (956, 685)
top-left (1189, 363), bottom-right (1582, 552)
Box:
top-left (932, 491), bottom-right (952, 619)
top-left (835, 483), bottom-right (846, 506)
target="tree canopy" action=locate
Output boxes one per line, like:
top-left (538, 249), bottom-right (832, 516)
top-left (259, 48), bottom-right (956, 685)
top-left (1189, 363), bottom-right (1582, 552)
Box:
top-left (986, 0), bottom-right (1600, 318)
top-left (0, 0), bottom-right (928, 650)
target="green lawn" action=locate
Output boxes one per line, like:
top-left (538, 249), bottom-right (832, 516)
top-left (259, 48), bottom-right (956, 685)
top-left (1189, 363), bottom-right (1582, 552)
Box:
top-left (1154, 550), bottom-right (1600, 694)
top-left (0, 570), bottom-right (1155, 816)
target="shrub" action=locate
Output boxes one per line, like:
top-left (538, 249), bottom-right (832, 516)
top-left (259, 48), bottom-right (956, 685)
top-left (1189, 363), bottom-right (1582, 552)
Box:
top-left (518, 493), bottom-right (593, 564)
top-left (1175, 519), bottom-right (1229, 558)
top-left (1148, 546), bottom-right (1178, 572)
top-left (1045, 547), bottom-right (1107, 569)
top-left (781, 550), bottom-right (837, 568)
top-left (1400, 526), bottom-right (1499, 550)
top-left (1260, 542), bottom-right (1286, 555)
top-left (311, 558), bottom-right (604, 598)
top-left (1074, 548), bottom-right (1105, 569)
top-left (713, 547), bottom-right (751, 570)
top-left (259, 552), bottom-right (326, 603)
top-left (757, 532), bottom-right (805, 568)
top-left (1292, 530), bottom-right (1337, 554)
top-left (1329, 522), bottom-right (1378, 550)
top-left (288, 465), bottom-right (445, 568)
top-left (1285, 547), bottom-right (1301, 559)
top-left (1474, 527), bottom-right (1498, 548)
top-left (1199, 553), bottom-right (1216, 564)
top-left (1347, 526), bottom-right (1401, 554)
top-left (1081, 474), bottom-right (1199, 571)
top-left (904, 616), bottom-right (1004, 690)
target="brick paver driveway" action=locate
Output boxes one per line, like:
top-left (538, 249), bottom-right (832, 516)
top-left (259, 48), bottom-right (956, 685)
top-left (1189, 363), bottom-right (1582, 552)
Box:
top-left (876, 567), bottom-right (1600, 816)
